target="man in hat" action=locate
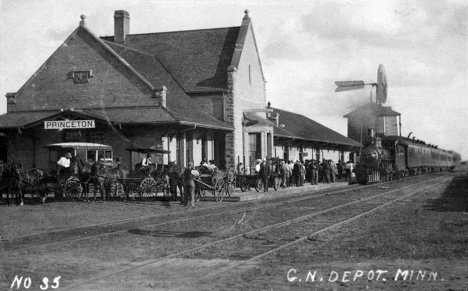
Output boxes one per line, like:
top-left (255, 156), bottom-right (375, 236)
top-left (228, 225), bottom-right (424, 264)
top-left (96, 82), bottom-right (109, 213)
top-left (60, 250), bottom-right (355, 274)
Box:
top-left (57, 152), bottom-right (72, 176)
top-left (181, 162), bottom-right (199, 207)
top-left (259, 158), bottom-right (271, 192)
top-left (139, 153), bottom-right (154, 174)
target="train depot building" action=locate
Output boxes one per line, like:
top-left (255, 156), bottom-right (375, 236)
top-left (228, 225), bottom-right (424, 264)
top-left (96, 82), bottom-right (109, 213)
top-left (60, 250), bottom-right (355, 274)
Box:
top-left (0, 10), bottom-right (360, 173)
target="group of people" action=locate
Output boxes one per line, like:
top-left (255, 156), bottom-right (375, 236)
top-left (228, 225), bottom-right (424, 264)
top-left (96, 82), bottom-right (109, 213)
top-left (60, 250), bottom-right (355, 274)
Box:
top-left (239, 158), bottom-right (355, 190)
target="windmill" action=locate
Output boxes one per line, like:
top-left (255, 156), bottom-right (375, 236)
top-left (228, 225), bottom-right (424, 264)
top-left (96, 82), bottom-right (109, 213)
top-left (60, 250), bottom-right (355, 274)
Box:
top-left (335, 64), bottom-right (388, 104)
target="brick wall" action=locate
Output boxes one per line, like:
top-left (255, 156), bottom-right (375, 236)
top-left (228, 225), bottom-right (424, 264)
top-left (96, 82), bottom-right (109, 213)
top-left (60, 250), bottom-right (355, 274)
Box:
top-left (10, 28), bottom-right (154, 112)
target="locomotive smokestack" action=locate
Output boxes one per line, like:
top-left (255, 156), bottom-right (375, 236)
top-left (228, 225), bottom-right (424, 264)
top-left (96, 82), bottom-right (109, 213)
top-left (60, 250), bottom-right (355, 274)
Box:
top-left (368, 128), bottom-right (375, 139)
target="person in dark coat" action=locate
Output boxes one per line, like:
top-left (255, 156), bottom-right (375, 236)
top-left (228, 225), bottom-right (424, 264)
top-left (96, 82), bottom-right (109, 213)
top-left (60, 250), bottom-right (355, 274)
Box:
top-left (337, 160), bottom-right (343, 180)
top-left (293, 160), bottom-right (301, 187)
top-left (181, 162), bottom-right (198, 207)
top-left (311, 160), bottom-right (318, 185)
top-left (321, 159), bottom-right (330, 183)
top-left (259, 159), bottom-right (271, 192)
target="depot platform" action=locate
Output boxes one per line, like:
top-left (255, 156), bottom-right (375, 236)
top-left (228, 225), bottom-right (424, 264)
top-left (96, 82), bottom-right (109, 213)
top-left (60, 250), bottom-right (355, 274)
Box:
top-left (201, 180), bottom-right (355, 202)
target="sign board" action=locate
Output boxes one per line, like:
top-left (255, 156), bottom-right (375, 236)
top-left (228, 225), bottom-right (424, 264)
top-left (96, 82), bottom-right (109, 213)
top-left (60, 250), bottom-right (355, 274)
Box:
top-left (44, 120), bottom-right (95, 130)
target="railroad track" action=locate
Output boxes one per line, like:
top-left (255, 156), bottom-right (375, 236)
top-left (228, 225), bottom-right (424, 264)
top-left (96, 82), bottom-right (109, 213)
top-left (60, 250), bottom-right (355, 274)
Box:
top-left (8, 174), bottom-right (430, 243)
top-left (61, 175), bottom-right (450, 290)
top-left (3, 175), bottom-right (433, 251)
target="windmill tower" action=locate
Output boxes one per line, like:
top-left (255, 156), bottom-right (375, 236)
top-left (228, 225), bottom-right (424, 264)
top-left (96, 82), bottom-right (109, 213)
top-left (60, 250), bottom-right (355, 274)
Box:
top-left (336, 65), bottom-right (401, 144)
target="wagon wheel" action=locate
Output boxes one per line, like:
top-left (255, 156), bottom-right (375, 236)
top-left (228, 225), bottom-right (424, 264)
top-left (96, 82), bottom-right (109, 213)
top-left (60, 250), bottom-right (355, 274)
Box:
top-left (140, 177), bottom-right (158, 200)
top-left (255, 178), bottom-right (263, 192)
top-left (273, 176), bottom-right (281, 191)
top-left (214, 178), bottom-right (224, 202)
top-left (226, 176), bottom-right (236, 197)
top-left (64, 179), bottom-right (83, 201)
top-left (239, 176), bottom-right (249, 192)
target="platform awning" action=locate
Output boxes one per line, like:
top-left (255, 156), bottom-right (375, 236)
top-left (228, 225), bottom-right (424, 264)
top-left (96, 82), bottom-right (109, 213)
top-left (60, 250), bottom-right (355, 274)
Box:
top-left (44, 142), bottom-right (112, 151)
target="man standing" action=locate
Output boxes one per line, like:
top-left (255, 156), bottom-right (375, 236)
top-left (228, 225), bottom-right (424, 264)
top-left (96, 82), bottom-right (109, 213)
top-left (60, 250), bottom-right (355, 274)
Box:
top-left (279, 160), bottom-right (287, 188)
top-left (182, 162), bottom-right (198, 207)
top-left (57, 152), bottom-right (72, 176)
top-left (321, 159), bottom-right (330, 183)
top-left (330, 160), bottom-right (338, 183)
top-left (259, 159), bottom-right (270, 192)
top-left (311, 160), bottom-right (318, 185)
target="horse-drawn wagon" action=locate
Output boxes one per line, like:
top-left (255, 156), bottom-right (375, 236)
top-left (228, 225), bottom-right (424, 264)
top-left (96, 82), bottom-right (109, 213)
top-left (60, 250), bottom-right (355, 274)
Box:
top-left (191, 165), bottom-right (237, 203)
top-left (115, 147), bottom-right (171, 201)
top-left (236, 158), bottom-right (281, 192)
top-left (44, 142), bottom-right (116, 201)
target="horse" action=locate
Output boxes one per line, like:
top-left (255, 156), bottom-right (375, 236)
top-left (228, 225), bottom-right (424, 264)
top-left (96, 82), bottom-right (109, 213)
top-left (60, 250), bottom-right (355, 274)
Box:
top-left (104, 166), bottom-right (128, 200)
top-left (23, 167), bottom-right (47, 203)
top-left (82, 161), bottom-right (107, 202)
top-left (0, 160), bottom-right (9, 204)
top-left (5, 163), bottom-right (27, 206)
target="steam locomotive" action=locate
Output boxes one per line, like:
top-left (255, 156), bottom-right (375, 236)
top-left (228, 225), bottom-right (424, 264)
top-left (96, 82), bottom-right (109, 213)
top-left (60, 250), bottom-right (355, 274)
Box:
top-left (354, 128), bottom-right (461, 184)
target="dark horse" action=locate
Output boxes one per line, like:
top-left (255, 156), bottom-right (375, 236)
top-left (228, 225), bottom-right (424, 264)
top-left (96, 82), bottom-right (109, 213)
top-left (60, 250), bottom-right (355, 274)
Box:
top-left (85, 161), bottom-right (127, 201)
top-left (2, 162), bottom-right (47, 206)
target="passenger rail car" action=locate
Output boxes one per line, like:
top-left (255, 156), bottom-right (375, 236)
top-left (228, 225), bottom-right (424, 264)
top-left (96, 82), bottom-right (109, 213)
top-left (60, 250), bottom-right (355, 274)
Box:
top-left (355, 130), bottom-right (460, 184)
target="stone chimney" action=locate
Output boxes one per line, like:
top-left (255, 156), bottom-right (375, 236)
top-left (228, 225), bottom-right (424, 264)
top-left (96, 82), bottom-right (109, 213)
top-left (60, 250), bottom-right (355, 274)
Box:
top-left (114, 10), bottom-right (130, 44)
top-left (6, 92), bottom-right (16, 113)
top-left (153, 86), bottom-right (167, 107)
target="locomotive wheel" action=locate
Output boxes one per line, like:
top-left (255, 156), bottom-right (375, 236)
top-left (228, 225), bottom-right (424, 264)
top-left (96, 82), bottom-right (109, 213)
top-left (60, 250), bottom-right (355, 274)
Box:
top-left (255, 178), bottom-right (263, 192)
top-left (214, 178), bottom-right (224, 202)
top-left (140, 178), bottom-right (158, 200)
top-left (273, 177), bottom-right (281, 191)
top-left (239, 176), bottom-right (249, 192)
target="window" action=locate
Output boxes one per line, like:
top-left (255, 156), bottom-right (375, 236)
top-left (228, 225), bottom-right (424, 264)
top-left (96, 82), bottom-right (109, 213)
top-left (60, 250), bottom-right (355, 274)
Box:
top-left (70, 70), bottom-right (93, 84)
top-left (249, 133), bottom-right (261, 160)
top-left (201, 137), bottom-right (207, 161)
top-left (64, 130), bottom-right (81, 142)
top-left (248, 65), bottom-right (252, 84)
top-left (88, 130), bottom-right (104, 143)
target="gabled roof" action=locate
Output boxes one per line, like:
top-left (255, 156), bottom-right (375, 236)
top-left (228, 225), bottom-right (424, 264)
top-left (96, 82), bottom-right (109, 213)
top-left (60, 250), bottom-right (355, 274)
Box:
top-left (272, 108), bottom-right (362, 148)
top-left (103, 42), bottom-right (232, 130)
top-left (1, 24), bottom-right (232, 131)
top-left (344, 102), bottom-right (401, 118)
top-left (0, 111), bottom-right (60, 128)
top-left (0, 106), bottom-right (232, 131)
top-left (101, 26), bottom-right (240, 93)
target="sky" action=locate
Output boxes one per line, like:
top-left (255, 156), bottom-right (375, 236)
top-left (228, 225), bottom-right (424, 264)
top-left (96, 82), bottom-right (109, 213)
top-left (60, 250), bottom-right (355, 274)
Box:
top-left (0, 0), bottom-right (467, 159)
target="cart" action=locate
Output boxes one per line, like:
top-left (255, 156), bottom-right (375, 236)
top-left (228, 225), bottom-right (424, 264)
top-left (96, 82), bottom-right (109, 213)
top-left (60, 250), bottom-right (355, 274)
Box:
top-left (44, 142), bottom-right (114, 200)
top-left (115, 147), bottom-right (171, 201)
top-left (237, 157), bottom-right (281, 192)
top-left (194, 167), bottom-right (226, 202)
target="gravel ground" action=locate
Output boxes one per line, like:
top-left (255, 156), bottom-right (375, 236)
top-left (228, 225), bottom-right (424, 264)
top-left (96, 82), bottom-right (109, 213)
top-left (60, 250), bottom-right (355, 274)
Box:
top-left (1, 173), bottom-right (466, 290)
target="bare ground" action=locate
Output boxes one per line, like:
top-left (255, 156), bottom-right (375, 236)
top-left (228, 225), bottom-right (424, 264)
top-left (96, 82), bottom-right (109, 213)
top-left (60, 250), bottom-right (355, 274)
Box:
top-left (1, 173), bottom-right (467, 291)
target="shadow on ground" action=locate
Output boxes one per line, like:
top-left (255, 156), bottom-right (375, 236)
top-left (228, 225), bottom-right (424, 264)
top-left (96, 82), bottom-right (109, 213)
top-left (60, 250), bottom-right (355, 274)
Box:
top-left (423, 174), bottom-right (468, 212)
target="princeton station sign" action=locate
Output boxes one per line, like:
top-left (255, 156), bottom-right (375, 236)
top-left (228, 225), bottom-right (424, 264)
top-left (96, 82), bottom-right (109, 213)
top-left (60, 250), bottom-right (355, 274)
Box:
top-left (44, 120), bottom-right (95, 130)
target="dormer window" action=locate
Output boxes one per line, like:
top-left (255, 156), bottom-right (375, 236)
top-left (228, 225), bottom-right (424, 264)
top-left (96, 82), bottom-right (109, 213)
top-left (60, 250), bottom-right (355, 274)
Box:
top-left (70, 70), bottom-right (93, 84)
